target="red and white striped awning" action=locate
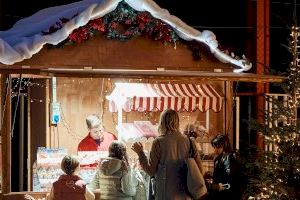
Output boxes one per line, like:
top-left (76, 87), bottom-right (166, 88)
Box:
top-left (107, 83), bottom-right (223, 112)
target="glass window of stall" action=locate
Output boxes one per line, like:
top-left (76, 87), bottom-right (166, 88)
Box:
top-left (7, 77), bottom-right (227, 192)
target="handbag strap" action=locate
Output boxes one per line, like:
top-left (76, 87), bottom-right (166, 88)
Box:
top-left (188, 137), bottom-right (196, 158)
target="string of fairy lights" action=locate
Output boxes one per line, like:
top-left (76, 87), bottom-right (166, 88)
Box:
top-left (3, 77), bottom-right (204, 143)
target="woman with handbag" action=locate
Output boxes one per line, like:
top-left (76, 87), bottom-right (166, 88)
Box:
top-left (132, 109), bottom-right (207, 200)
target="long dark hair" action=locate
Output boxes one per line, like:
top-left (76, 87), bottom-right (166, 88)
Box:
top-left (211, 134), bottom-right (232, 153)
top-left (108, 141), bottom-right (129, 166)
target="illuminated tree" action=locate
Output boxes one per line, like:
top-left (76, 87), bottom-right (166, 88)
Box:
top-left (245, 26), bottom-right (300, 200)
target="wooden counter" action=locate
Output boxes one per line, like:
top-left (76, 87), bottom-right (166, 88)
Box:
top-left (2, 192), bottom-right (47, 200)
top-left (1, 190), bottom-right (101, 200)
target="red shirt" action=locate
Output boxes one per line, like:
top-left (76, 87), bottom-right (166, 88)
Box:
top-left (77, 131), bottom-right (117, 151)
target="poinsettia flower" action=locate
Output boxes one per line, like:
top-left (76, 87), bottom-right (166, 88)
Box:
top-left (124, 30), bottom-right (132, 36)
top-left (163, 34), bottom-right (172, 42)
top-left (125, 19), bottom-right (132, 25)
top-left (88, 18), bottom-right (106, 32)
top-left (110, 22), bottom-right (118, 29)
top-left (69, 27), bottom-right (89, 43)
top-left (139, 23), bottom-right (145, 31)
top-left (137, 13), bottom-right (151, 23)
top-left (43, 2), bottom-right (178, 46)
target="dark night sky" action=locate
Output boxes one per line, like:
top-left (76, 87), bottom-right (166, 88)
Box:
top-left (1, 1), bottom-right (247, 28)
top-left (1, 0), bottom-right (247, 48)
top-left (270, 0), bottom-right (300, 72)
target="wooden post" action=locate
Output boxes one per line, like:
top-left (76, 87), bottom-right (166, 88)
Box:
top-left (256, 0), bottom-right (270, 150)
top-left (235, 96), bottom-right (240, 150)
top-left (224, 81), bottom-right (234, 147)
top-left (27, 85), bottom-right (32, 190)
top-left (1, 74), bottom-right (12, 193)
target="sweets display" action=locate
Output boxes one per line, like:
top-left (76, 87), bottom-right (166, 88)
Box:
top-left (33, 147), bottom-right (68, 192)
top-left (117, 121), bottom-right (158, 142)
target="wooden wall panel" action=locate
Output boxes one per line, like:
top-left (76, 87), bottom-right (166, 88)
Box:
top-left (54, 78), bottom-right (107, 153)
top-left (13, 36), bottom-right (233, 72)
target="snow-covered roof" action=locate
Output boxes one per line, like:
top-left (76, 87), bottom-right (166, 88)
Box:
top-left (0, 0), bottom-right (252, 72)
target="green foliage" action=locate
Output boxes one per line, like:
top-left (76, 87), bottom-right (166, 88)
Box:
top-left (243, 94), bottom-right (300, 200)
top-left (243, 27), bottom-right (300, 200)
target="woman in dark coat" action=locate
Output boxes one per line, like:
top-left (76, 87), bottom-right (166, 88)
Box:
top-left (206, 134), bottom-right (240, 200)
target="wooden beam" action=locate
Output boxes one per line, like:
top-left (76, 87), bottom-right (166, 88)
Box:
top-left (237, 92), bottom-right (266, 96)
top-left (1, 74), bottom-right (11, 193)
top-left (0, 69), bottom-right (286, 83)
top-left (11, 74), bottom-right (50, 79)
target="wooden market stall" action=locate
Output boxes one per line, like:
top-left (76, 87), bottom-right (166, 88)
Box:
top-left (0, 0), bottom-right (284, 199)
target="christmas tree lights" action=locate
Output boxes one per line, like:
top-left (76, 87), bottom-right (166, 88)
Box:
top-left (246, 26), bottom-right (300, 200)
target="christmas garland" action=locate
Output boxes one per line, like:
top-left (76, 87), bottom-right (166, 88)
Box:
top-left (43, 1), bottom-right (179, 46)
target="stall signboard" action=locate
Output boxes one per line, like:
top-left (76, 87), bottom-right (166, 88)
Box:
top-left (33, 147), bottom-right (68, 192)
